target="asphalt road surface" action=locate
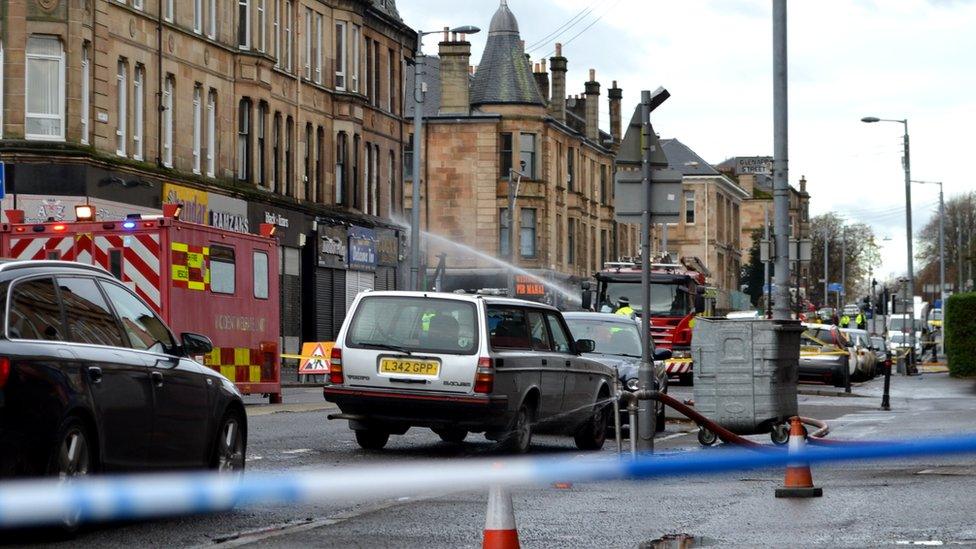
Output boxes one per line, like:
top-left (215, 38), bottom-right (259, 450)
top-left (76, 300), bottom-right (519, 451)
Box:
top-left (9, 373), bottom-right (976, 548)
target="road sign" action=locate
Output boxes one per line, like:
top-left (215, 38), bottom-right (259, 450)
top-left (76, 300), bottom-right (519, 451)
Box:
top-left (298, 341), bottom-right (333, 375)
top-left (613, 105), bottom-right (681, 224)
top-left (828, 283), bottom-right (843, 293)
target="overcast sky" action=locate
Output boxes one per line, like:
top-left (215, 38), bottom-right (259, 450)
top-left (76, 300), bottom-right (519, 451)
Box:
top-left (398, 0), bottom-right (976, 282)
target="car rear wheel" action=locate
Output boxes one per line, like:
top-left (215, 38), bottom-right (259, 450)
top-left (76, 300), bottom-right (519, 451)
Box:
top-left (502, 403), bottom-right (534, 454)
top-left (433, 427), bottom-right (467, 444)
top-left (575, 399), bottom-right (609, 451)
top-left (212, 411), bottom-right (246, 473)
top-left (355, 428), bottom-right (390, 450)
top-left (48, 417), bottom-right (94, 533)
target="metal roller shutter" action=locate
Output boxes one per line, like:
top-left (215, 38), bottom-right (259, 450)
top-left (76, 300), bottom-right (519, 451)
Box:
top-left (345, 271), bottom-right (375, 312)
top-left (374, 266), bottom-right (395, 291)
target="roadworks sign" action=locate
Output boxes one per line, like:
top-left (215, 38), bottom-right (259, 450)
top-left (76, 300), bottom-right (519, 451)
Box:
top-left (298, 342), bottom-right (333, 374)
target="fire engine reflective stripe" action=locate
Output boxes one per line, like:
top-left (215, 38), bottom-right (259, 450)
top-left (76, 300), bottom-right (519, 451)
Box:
top-left (171, 242), bottom-right (210, 291)
top-left (94, 234), bottom-right (162, 313)
top-left (665, 359), bottom-right (693, 374)
top-left (75, 234), bottom-right (94, 264)
top-left (206, 347), bottom-right (269, 383)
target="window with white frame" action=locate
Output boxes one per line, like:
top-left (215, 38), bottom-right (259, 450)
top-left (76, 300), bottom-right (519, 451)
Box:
top-left (208, 0), bottom-right (217, 39)
top-left (192, 85), bottom-right (202, 174)
top-left (25, 36), bottom-right (65, 141)
top-left (164, 0), bottom-right (174, 22)
top-left (351, 25), bottom-right (360, 92)
top-left (81, 43), bottom-right (90, 145)
top-left (238, 99), bottom-right (251, 181)
top-left (162, 76), bottom-right (173, 167)
top-left (520, 208), bottom-right (537, 258)
top-left (206, 89), bottom-right (216, 177)
top-left (365, 39), bottom-right (372, 103)
top-left (272, 112), bottom-right (281, 192)
top-left (273, 0), bottom-right (280, 66)
top-left (133, 0), bottom-right (143, 10)
top-left (256, 102), bottom-right (267, 187)
top-left (335, 21), bottom-right (346, 90)
top-left (284, 0), bottom-right (292, 71)
top-left (303, 8), bottom-right (311, 79)
top-left (115, 59), bottom-right (127, 155)
top-left (386, 47), bottom-right (394, 112)
top-left (194, 0), bottom-right (203, 34)
top-left (238, 0), bottom-right (251, 49)
top-left (132, 65), bottom-right (144, 160)
top-left (256, 0), bottom-right (265, 52)
top-left (314, 13), bottom-right (323, 84)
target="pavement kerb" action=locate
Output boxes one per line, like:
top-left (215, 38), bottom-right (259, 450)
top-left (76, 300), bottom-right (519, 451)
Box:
top-left (797, 389), bottom-right (870, 398)
top-left (246, 402), bottom-right (338, 417)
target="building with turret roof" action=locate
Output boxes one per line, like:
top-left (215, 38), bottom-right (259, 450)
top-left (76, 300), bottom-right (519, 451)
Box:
top-left (406, 0), bottom-right (635, 303)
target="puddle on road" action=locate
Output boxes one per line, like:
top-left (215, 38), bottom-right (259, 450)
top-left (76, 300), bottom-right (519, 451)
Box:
top-left (640, 533), bottom-right (717, 548)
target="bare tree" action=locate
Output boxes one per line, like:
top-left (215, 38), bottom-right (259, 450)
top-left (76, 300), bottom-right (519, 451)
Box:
top-left (808, 213), bottom-right (881, 307)
top-left (916, 191), bottom-right (976, 295)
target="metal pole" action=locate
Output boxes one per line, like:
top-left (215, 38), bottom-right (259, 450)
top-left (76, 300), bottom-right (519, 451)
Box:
top-left (637, 90), bottom-right (654, 454)
top-left (901, 121), bottom-right (917, 374)
top-left (959, 229), bottom-right (964, 294)
top-left (938, 183), bottom-right (946, 313)
top-left (764, 207), bottom-right (771, 318)
top-left (508, 168), bottom-right (517, 296)
top-left (662, 223), bottom-right (669, 258)
top-left (841, 233), bottom-right (846, 318)
top-left (823, 229), bottom-right (829, 310)
top-left (409, 35), bottom-right (425, 291)
top-left (772, 0), bottom-right (791, 321)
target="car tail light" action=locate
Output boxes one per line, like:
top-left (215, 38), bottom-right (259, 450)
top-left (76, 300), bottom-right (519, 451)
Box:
top-left (329, 347), bottom-right (344, 385)
top-left (0, 357), bottom-right (9, 389)
top-left (474, 357), bottom-right (494, 394)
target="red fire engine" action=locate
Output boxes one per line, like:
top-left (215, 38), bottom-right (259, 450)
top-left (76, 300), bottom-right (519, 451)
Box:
top-left (0, 205), bottom-right (282, 403)
top-left (583, 257), bottom-right (709, 383)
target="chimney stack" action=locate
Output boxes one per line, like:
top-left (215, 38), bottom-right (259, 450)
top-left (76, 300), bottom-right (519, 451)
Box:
top-left (584, 68), bottom-right (600, 142)
top-left (533, 60), bottom-right (550, 105)
top-left (608, 80), bottom-right (623, 145)
top-left (800, 175), bottom-right (807, 194)
top-left (438, 27), bottom-right (472, 115)
top-left (548, 43), bottom-right (567, 123)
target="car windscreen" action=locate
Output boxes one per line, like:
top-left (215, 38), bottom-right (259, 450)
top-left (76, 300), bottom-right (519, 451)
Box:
top-left (888, 318), bottom-right (912, 332)
top-left (603, 282), bottom-right (691, 317)
top-left (565, 318), bottom-right (642, 358)
top-left (346, 296), bottom-right (478, 355)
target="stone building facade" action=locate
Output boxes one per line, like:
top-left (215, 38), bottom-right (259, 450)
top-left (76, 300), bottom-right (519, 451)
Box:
top-left (0, 0), bottom-right (416, 353)
top-left (653, 139), bottom-right (751, 312)
top-left (716, 157), bottom-right (812, 304)
top-left (408, 1), bottom-right (636, 304)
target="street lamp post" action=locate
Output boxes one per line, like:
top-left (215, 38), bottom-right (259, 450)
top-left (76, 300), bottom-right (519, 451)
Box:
top-left (862, 116), bottom-right (916, 373)
top-left (409, 25), bottom-right (480, 291)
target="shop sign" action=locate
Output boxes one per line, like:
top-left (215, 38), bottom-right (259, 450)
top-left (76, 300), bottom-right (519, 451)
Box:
top-left (208, 193), bottom-right (249, 234)
top-left (376, 229), bottom-right (399, 266)
top-left (318, 224), bottom-right (348, 269)
top-left (163, 183), bottom-right (208, 225)
top-left (514, 275), bottom-right (546, 298)
top-left (348, 226), bottom-right (377, 271)
top-left (0, 195), bottom-right (160, 223)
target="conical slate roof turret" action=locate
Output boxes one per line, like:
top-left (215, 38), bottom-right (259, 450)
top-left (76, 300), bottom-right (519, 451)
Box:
top-left (471, 1), bottom-right (545, 107)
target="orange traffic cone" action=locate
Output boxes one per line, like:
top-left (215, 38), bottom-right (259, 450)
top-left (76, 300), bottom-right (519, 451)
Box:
top-left (775, 417), bottom-right (823, 498)
top-left (483, 485), bottom-right (520, 549)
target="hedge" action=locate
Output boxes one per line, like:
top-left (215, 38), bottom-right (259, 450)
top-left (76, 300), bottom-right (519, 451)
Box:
top-left (946, 292), bottom-right (976, 377)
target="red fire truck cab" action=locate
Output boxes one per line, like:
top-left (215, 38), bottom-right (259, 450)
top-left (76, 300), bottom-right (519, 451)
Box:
top-left (583, 258), bottom-right (708, 382)
top-left (0, 207), bottom-right (282, 403)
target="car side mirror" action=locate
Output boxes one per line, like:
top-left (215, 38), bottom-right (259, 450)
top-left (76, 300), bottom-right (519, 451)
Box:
top-left (653, 348), bottom-right (672, 361)
top-left (576, 339), bottom-right (596, 354)
top-left (182, 332), bottom-right (214, 355)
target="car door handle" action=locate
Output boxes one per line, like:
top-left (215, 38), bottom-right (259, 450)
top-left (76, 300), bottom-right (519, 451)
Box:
top-left (541, 359), bottom-right (548, 365)
top-left (565, 360), bottom-right (571, 367)
top-left (88, 367), bottom-right (103, 384)
top-left (151, 371), bottom-right (164, 388)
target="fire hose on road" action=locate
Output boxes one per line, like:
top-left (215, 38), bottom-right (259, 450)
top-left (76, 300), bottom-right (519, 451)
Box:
top-left (618, 390), bottom-right (838, 456)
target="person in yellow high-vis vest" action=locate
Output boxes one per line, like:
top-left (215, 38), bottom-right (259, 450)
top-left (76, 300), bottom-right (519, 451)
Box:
top-left (614, 297), bottom-right (635, 317)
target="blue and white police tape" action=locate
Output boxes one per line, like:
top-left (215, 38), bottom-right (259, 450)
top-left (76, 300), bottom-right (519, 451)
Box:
top-left (4, 433), bottom-right (976, 529)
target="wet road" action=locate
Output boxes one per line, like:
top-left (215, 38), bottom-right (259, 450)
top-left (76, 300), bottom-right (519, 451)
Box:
top-left (11, 373), bottom-right (976, 548)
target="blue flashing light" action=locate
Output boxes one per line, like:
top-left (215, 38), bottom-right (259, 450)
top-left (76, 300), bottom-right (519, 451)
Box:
top-left (122, 221), bottom-right (137, 230)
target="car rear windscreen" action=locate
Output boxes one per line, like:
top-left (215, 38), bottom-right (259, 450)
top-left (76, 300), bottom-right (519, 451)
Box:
top-left (347, 296), bottom-right (478, 355)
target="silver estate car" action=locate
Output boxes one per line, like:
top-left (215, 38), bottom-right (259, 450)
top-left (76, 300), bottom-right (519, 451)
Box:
top-left (323, 291), bottom-right (615, 453)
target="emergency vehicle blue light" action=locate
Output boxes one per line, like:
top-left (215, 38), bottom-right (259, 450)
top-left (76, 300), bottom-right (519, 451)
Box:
top-left (122, 221), bottom-right (137, 229)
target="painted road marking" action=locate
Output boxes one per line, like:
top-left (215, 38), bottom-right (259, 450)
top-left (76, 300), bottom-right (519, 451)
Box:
top-left (281, 449), bottom-right (313, 455)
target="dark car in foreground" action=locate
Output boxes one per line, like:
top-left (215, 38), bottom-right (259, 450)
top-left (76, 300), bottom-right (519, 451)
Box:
top-left (798, 331), bottom-right (851, 388)
top-left (0, 260), bottom-right (246, 482)
top-left (563, 312), bottom-right (671, 432)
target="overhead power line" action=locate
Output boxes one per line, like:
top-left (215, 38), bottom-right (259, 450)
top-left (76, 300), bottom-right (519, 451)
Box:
top-left (524, 5), bottom-right (596, 53)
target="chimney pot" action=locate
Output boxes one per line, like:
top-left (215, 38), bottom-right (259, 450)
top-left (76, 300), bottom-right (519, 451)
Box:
top-left (589, 68), bottom-right (596, 81)
top-left (555, 43), bottom-right (562, 56)
top-left (443, 27), bottom-right (449, 42)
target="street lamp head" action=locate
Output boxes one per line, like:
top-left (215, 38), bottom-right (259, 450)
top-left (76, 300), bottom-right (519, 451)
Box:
top-left (861, 116), bottom-right (881, 123)
top-left (451, 25), bottom-right (481, 35)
